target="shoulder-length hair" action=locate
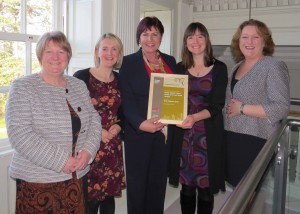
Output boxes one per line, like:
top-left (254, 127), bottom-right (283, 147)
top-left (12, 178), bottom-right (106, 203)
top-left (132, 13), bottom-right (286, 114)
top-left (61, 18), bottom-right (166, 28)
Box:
top-left (94, 33), bottom-right (124, 69)
top-left (231, 19), bottom-right (275, 62)
top-left (136, 16), bottom-right (164, 45)
top-left (181, 22), bottom-right (214, 69)
top-left (36, 31), bottom-right (72, 65)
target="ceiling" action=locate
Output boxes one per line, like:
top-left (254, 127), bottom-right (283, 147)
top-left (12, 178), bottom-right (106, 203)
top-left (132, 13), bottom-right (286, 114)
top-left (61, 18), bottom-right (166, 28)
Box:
top-left (140, 0), bottom-right (170, 13)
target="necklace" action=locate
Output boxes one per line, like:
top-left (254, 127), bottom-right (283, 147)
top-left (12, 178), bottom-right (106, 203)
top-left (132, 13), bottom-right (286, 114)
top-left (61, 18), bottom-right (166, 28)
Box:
top-left (190, 65), bottom-right (204, 77)
top-left (191, 64), bottom-right (213, 77)
top-left (150, 63), bottom-right (160, 67)
top-left (142, 51), bottom-right (166, 73)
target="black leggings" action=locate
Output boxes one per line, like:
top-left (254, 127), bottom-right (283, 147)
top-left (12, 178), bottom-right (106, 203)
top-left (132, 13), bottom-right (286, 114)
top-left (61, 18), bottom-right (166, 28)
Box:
top-left (181, 184), bottom-right (213, 201)
top-left (181, 184), bottom-right (214, 214)
top-left (87, 196), bottom-right (115, 214)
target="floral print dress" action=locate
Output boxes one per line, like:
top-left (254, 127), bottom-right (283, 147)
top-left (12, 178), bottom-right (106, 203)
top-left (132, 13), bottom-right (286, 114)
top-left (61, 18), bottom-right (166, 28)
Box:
top-left (179, 70), bottom-right (213, 188)
top-left (87, 73), bottom-right (125, 202)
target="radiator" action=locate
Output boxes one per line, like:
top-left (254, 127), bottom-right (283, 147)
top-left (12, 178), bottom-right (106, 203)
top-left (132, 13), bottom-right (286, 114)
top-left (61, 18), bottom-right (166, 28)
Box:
top-left (0, 149), bottom-right (15, 214)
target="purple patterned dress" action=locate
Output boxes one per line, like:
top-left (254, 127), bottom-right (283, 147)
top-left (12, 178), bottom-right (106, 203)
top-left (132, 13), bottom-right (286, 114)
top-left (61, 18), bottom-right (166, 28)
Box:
top-left (86, 73), bottom-right (126, 201)
top-left (179, 70), bottom-right (213, 188)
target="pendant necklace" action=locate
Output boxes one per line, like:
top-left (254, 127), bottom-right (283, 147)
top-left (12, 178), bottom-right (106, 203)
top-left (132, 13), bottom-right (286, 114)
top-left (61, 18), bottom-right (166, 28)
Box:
top-left (192, 66), bottom-right (203, 77)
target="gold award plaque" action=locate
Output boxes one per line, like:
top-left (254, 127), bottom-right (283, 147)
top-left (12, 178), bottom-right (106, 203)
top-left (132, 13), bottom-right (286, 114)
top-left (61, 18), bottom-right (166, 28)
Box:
top-left (147, 73), bottom-right (188, 124)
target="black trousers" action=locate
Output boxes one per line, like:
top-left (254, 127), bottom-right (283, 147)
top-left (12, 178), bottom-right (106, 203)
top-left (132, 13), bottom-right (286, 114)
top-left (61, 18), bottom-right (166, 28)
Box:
top-left (125, 133), bottom-right (171, 214)
top-left (86, 196), bottom-right (115, 214)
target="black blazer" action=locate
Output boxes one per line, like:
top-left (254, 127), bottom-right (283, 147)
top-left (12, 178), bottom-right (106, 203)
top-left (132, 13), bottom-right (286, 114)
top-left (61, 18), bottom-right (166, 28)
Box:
top-left (118, 48), bottom-right (178, 139)
top-left (168, 59), bottom-right (228, 194)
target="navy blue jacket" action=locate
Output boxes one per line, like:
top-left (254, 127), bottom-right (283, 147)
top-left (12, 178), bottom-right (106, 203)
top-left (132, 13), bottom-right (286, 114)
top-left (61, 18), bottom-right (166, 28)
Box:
top-left (118, 49), bottom-right (178, 138)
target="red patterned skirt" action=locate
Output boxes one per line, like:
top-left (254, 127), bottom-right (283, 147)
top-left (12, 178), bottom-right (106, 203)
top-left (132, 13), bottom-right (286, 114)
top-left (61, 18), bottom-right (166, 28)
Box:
top-left (15, 176), bottom-right (87, 214)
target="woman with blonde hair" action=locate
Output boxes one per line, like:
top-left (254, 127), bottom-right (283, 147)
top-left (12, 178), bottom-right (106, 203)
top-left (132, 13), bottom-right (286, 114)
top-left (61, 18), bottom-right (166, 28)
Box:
top-left (74, 33), bottom-right (125, 214)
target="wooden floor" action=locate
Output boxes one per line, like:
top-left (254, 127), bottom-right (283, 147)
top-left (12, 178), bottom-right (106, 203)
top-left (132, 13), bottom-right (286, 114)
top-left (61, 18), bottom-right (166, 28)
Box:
top-left (289, 111), bottom-right (300, 117)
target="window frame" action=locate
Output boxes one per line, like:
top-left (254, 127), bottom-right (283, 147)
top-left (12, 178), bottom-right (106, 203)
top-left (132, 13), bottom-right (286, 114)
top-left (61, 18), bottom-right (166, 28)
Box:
top-left (0, 0), bottom-right (63, 147)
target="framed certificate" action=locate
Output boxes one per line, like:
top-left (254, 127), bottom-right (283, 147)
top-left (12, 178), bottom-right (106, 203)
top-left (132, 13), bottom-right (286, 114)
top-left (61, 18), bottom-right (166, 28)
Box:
top-left (147, 73), bottom-right (188, 124)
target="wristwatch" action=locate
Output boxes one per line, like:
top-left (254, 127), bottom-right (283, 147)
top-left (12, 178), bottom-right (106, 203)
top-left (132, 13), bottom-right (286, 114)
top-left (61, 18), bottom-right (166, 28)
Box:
top-left (240, 103), bottom-right (245, 115)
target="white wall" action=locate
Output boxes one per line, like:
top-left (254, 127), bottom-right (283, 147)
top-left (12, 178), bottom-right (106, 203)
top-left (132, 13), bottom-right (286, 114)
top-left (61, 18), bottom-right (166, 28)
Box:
top-left (146, 0), bottom-right (177, 9)
top-left (115, 0), bottom-right (140, 55)
top-left (192, 5), bottom-right (300, 46)
top-left (67, 0), bottom-right (102, 75)
top-left (175, 1), bottom-right (193, 61)
top-left (144, 10), bottom-right (172, 55)
top-left (101, 0), bottom-right (115, 33)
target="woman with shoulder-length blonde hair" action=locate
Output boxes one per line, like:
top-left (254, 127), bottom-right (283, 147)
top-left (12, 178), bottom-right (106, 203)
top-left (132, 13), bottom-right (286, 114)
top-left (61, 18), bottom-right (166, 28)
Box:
top-left (74, 33), bottom-right (125, 214)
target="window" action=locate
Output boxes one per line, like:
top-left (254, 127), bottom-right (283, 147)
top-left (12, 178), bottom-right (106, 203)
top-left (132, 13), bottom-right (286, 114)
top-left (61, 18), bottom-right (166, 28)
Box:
top-left (0, 0), bottom-right (57, 143)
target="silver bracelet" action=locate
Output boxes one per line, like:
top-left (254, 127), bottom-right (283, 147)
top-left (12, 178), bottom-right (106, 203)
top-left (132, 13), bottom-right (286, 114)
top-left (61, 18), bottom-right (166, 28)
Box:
top-left (240, 103), bottom-right (245, 115)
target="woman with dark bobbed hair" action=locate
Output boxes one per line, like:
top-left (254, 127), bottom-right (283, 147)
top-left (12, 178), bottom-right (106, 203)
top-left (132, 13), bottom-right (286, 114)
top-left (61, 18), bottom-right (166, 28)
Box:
top-left (118, 16), bottom-right (178, 214)
top-left (224, 19), bottom-right (290, 187)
